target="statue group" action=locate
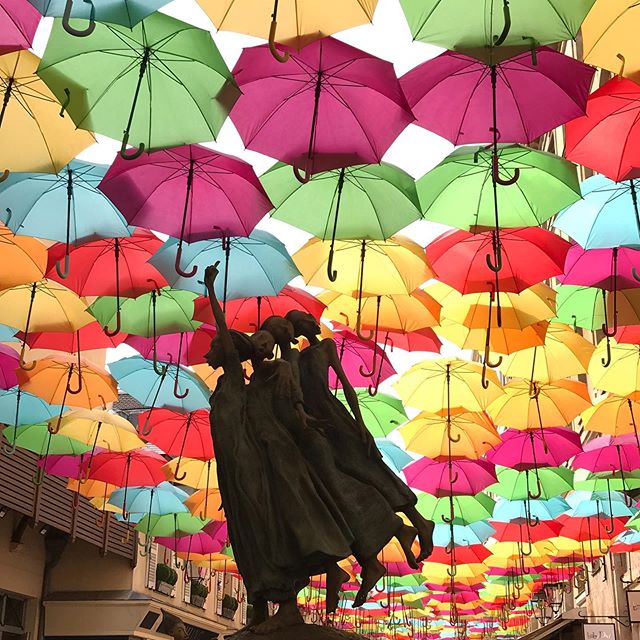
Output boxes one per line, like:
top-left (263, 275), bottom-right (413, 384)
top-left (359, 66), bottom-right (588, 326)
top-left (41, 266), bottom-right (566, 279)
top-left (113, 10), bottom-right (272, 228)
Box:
top-left (203, 263), bottom-right (434, 635)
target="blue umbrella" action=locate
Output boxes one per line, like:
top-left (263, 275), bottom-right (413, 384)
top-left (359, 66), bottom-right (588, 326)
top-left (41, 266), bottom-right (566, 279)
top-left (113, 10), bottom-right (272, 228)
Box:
top-left (0, 161), bottom-right (131, 278)
top-left (109, 356), bottom-right (210, 418)
top-left (149, 229), bottom-right (300, 298)
top-left (0, 386), bottom-right (66, 427)
top-left (492, 497), bottom-right (570, 523)
top-left (109, 482), bottom-right (189, 515)
top-left (566, 490), bottom-right (636, 519)
top-left (554, 175), bottom-right (640, 249)
top-left (375, 438), bottom-right (414, 473)
top-left (0, 325), bottom-right (19, 342)
top-left (432, 521), bottom-right (496, 547)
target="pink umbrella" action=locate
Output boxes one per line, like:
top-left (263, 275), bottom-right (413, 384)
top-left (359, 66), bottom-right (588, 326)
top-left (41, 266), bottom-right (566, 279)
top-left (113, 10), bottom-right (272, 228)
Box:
top-left (230, 37), bottom-right (414, 181)
top-left (125, 325), bottom-right (217, 366)
top-left (572, 434), bottom-right (640, 473)
top-left (404, 458), bottom-right (496, 497)
top-left (401, 47), bottom-right (593, 145)
top-left (486, 428), bottom-right (582, 471)
top-left (0, 0), bottom-right (40, 55)
top-left (99, 145), bottom-right (272, 277)
top-left (38, 451), bottom-right (105, 479)
top-left (0, 344), bottom-right (18, 389)
top-left (155, 521), bottom-right (227, 555)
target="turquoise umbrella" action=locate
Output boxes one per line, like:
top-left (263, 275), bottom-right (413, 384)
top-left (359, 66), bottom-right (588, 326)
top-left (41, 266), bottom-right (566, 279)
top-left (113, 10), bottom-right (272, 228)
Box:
top-left (28, 0), bottom-right (172, 35)
top-left (0, 387), bottom-right (66, 428)
top-left (149, 230), bottom-right (301, 299)
top-left (554, 175), bottom-right (640, 249)
top-left (375, 438), bottom-right (414, 473)
top-left (109, 482), bottom-right (189, 515)
top-left (0, 161), bottom-right (131, 278)
top-left (433, 521), bottom-right (496, 547)
top-left (0, 325), bottom-right (18, 342)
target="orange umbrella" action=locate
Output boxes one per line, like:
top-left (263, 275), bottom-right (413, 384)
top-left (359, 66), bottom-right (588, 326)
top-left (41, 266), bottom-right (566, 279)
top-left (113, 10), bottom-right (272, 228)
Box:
top-left (0, 225), bottom-right (48, 288)
top-left (185, 488), bottom-right (225, 521)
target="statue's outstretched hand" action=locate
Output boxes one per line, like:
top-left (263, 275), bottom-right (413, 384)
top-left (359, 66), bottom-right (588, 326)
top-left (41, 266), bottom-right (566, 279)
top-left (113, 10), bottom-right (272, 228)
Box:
top-left (204, 261), bottom-right (220, 288)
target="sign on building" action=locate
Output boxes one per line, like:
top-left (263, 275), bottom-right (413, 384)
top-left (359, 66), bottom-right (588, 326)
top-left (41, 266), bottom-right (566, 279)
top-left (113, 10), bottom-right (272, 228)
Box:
top-left (583, 623), bottom-right (616, 640)
top-left (627, 591), bottom-right (640, 623)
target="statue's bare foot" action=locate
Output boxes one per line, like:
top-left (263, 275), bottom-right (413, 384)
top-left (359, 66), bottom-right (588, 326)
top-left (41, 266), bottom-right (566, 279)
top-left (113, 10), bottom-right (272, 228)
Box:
top-left (416, 520), bottom-right (435, 563)
top-left (352, 558), bottom-right (385, 608)
top-left (396, 524), bottom-right (419, 569)
top-left (326, 564), bottom-right (350, 614)
top-left (251, 601), bottom-right (303, 635)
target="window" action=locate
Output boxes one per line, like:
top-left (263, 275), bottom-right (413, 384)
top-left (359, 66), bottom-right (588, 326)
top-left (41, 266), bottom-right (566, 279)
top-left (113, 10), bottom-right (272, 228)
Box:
top-left (0, 592), bottom-right (27, 640)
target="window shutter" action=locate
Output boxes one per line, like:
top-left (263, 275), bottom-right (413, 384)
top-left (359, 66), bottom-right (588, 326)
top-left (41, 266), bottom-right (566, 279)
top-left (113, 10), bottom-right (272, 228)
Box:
top-left (146, 543), bottom-right (158, 589)
top-left (183, 568), bottom-right (192, 604)
top-left (215, 571), bottom-right (224, 616)
top-left (240, 582), bottom-right (248, 625)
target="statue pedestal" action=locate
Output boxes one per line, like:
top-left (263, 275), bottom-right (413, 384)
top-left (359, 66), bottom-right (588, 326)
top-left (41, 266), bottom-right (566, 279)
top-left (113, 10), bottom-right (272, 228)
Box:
top-left (229, 623), bottom-right (365, 639)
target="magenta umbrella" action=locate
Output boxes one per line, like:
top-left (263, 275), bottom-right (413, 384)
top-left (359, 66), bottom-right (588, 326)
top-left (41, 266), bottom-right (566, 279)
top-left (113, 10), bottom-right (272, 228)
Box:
top-left (0, 344), bottom-right (18, 390)
top-left (572, 435), bottom-right (640, 474)
top-left (486, 428), bottom-right (582, 471)
top-left (155, 521), bottom-right (227, 555)
top-left (404, 458), bottom-right (496, 497)
top-left (99, 145), bottom-right (272, 277)
top-left (0, 0), bottom-right (40, 55)
top-left (229, 37), bottom-right (414, 182)
top-left (37, 451), bottom-right (103, 479)
top-left (401, 47), bottom-right (593, 146)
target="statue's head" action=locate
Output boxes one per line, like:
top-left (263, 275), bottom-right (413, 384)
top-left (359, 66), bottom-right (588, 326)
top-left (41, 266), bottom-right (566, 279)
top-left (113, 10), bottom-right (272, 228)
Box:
top-left (250, 330), bottom-right (276, 361)
top-left (260, 315), bottom-right (296, 347)
top-left (286, 310), bottom-right (321, 340)
top-left (205, 330), bottom-right (254, 368)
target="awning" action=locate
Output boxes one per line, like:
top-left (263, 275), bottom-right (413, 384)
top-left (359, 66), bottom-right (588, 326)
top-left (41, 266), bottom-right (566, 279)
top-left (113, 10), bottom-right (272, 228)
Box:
top-left (517, 616), bottom-right (581, 640)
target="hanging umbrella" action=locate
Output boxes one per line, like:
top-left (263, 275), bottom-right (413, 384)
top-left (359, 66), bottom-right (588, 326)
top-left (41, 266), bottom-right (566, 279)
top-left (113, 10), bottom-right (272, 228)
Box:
top-left (184, 488), bottom-right (224, 521)
top-left (0, 345), bottom-right (18, 390)
top-left (486, 379), bottom-right (591, 430)
top-left (433, 521), bottom-right (496, 548)
top-left (28, 0), bottom-right (172, 33)
top-left (486, 428), bottom-right (582, 471)
top-left (109, 356), bottom-right (210, 413)
top-left (230, 37), bottom-right (413, 181)
top-left (589, 339), bottom-right (640, 397)
top-left (163, 457), bottom-right (218, 490)
top-left (0, 0), bottom-right (40, 53)
top-left (398, 411), bottom-right (500, 460)
top-left (417, 493), bottom-right (495, 526)
top-left (404, 458), bottom-right (497, 497)
top-left (565, 78), bottom-right (640, 183)
top-left (37, 12), bottom-right (240, 158)
top-left (156, 520), bottom-right (227, 556)
top-left (492, 496), bottom-right (570, 523)
top-left (262, 162), bottom-right (422, 280)
top-left (108, 483), bottom-right (188, 515)
top-left (0, 225), bottom-right (48, 288)
top-left (572, 435), bottom-right (640, 474)
top-left (99, 145), bottom-right (272, 277)
top-left (23, 322), bottom-right (128, 353)
top-left (375, 438), bottom-right (413, 474)
top-left (150, 230), bottom-right (300, 299)
top-left (86, 449), bottom-right (166, 489)
top-left (197, 0), bottom-right (377, 60)
top-left (335, 389), bottom-right (407, 439)
top-left (498, 322), bottom-right (594, 383)
top-left (488, 467), bottom-right (574, 501)
top-left (0, 51), bottom-right (93, 176)
top-left (0, 386), bottom-right (65, 427)
top-left (135, 512), bottom-right (209, 537)
top-left (398, 0), bottom-right (595, 49)
top-left (417, 146), bottom-right (580, 233)
top-left (193, 285), bottom-right (325, 332)
top-left (581, 395), bottom-right (640, 440)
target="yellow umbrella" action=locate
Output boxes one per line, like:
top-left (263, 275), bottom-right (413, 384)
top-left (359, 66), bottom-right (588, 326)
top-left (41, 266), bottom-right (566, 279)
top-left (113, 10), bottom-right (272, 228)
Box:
top-left (499, 322), bottom-right (595, 383)
top-left (67, 477), bottom-right (117, 499)
top-left (589, 339), bottom-right (640, 397)
top-left (184, 488), bottom-right (225, 521)
top-left (489, 541), bottom-right (557, 558)
top-left (581, 394), bottom-right (640, 437)
top-left (487, 379), bottom-right (591, 429)
top-left (422, 562), bottom-right (486, 579)
top-left (163, 457), bottom-right (219, 490)
top-left (0, 225), bottom-right (48, 288)
top-left (319, 289), bottom-right (441, 333)
top-left (52, 409), bottom-right (144, 453)
top-left (293, 236), bottom-right (434, 296)
top-left (485, 554), bottom-right (550, 569)
top-left (0, 51), bottom-right (93, 175)
top-left (398, 411), bottom-right (500, 459)
top-left (581, 1), bottom-right (640, 81)
top-left (196, 0), bottom-right (377, 60)
top-left (394, 358), bottom-right (503, 414)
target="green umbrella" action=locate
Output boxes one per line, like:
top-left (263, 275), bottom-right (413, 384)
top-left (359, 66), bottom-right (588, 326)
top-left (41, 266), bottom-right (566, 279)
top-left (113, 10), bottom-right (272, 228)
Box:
top-left (37, 12), bottom-right (240, 159)
top-left (261, 162), bottom-right (422, 282)
top-left (335, 389), bottom-right (407, 438)
top-left (417, 492), bottom-right (495, 525)
top-left (574, 469), bottom-right (640, 492)
top-left (554, 285), bottom-right (606, 331)
top-left (135, 512), bottom-right (209, 537)
top-left (488, 466), bottom-right (574, 501)
top-left (2, 423), bottom-right (90, 456)
top-left (416, 145), bottom-right (580, 232)
top-left (399, 0), bottom-right (595, 50)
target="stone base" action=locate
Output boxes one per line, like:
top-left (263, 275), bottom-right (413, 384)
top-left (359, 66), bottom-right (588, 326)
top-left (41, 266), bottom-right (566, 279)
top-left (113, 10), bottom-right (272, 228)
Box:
top-left (229, 623), bottom-right (363, 640)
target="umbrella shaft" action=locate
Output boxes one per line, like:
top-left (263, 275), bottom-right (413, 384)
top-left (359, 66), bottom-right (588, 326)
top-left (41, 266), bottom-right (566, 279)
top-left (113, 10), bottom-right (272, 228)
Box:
top-left (0, 78), bottom-right (13, 129)
top-left (123, 49), bottom-right (151, 140)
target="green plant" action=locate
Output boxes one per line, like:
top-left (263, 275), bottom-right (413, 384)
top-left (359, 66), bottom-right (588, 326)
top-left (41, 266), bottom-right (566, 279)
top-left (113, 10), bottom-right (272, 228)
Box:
top-left (191, 581), bottom-right (209, 599)
top-left (156, 563), bottom-right (172, 584)
top-left (167, 567), bottom-right (178, 586)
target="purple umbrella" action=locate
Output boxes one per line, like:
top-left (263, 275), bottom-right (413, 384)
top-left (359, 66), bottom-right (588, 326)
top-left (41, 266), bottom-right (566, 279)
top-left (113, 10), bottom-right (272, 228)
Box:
top-left (404, 458), bottom-right (496, 497)
top-left (559, 245), bottom-right (640, 365)
top-left (99, 145), bottom-right (272, 277)
top-left (155, 520), bottom-right (227, 555)
top-left (486, 428), bottom-right (582, 472)
top-left (229, 37), bottom-right (414, 182)
top-left (0, 344), bottom-right (18, 390)
top-left (0, 0), bottom-right (40, 55)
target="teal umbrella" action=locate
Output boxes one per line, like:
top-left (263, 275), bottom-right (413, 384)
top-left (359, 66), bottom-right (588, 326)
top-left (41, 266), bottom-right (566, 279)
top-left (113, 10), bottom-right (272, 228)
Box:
top-left (37, 12), bottom-right (240, 158)
top-left (28, 0), bottom-right (172, 36)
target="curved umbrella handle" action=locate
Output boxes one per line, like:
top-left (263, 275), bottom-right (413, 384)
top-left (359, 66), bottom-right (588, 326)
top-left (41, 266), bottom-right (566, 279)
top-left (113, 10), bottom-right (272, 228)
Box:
top-left (139, 539), bottom-right (152, 557)
top-left (617, 53), bottom-right (626, 79)
top-left (32, 466), bottom-right (45, 486)
top-left (67, 364), bottom-right (83, 395)
top-left (175, 242), bottom-right (197, 278)
top-left (528, 514), bottom-right (540, 528)
top-left (173, 456), bottom-right (188, 482)
top-left (521, 540), bottom-right (533, 557)
top-left (447, 421), bottom-right (461, 443)
top-left (326, 245), bottom-right (338, 282)
top-left (62, 0), bottom-right (96, 37)
top-left (601, 336), bottom-right (612, 368)
top-left (446, 564), bottom-right (457, 578)
top-left (59, 89), bottom-right (71, 117)
top-left (0, 169), bottom-right (9, 183)
top-left (486, 244), bottom-right (503, 273)
top-left (268, 19), bottom-right (290, 63)
top-left (492, 153), bottom-right (520, 186)
top-left (355, 316), bottom-right (374, 342)
top-left (55, 253), bottom-right (70, 280)
top-left (103, 308), bottom-right (121, 337)
top-left (493, 0), bottom-right (512, 46)
top-left (140, 413), bottom-right (154, 437)
top-left (527, 474), bottom-right (543, 500)
top-left (120, 132), bottom-right (145, 161)
top-left (293, 164), bottom-right (312, 184)
top-left (19, 342), bottom-right (36, 371)
top-left (487, 354), bottom-right (503, 369)
top-left (173, 373), bottom-right (189, 400)
top-left (632, 266), bottom-right (640, 283)
top-left (2, 439), bottom-right (16, 455)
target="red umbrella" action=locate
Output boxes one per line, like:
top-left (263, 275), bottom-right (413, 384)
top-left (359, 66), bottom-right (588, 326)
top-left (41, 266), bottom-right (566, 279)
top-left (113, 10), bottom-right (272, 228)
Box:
top-left (490, 520), bottom-right (561, 542)
top-left (404, 458), bottom-right (496, 497)
top-left (125, 325), bottom-right (217, 366)
top-left (426, 228), bottom-right (571, 294)
top-left (558, 515), bottom-right (628, 541)
top-left (86, 450), bottom-right (166, 487)
top-left (383, 327), bottom-right (442, 353)
top-left (22, 322), bottom-right (128, 352)
top-left (615, 324), bottom-right (640, 344)
top-left (429, 545), bottom-right (491, 565)
top-left (565, 77), bottom-right (640, 182)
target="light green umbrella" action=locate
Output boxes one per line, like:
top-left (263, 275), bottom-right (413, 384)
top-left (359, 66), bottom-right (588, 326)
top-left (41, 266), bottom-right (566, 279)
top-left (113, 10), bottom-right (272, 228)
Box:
top-left (417, 492), bottom-right (495, 525)
top-left (488, 466), bottom-right (574, 501)
top-left (399, 0), bottom-right (596, 50)
top-left (37, 12), bottom-right (240, 158)
top-left (336, 389), bottom-right (407, 438)
top-left (261, 162), bottom-right (421, 282)
top-left (2, 422), bottom-right (91, 456)
top-left (135, 512), bottom-right (209, 537)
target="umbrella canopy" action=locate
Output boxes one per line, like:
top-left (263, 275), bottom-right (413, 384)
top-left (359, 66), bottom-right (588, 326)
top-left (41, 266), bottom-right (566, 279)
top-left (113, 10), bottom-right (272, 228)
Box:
top-left (163, 457), bottom-right (218, 490)
top-left (335, 389), bottom-right (407, 439)
top-left (417, 493), bottom-right (496, 526)
top-left (401, 48), bottom-right (593, 145)
top-left (589, 339), bottom-right (640, 396)
top-left (0, 0), bottom-right (40, 54)
top-left (86, 450), bottom-right (167, 487)
top-left (135, 512), bottom-right (209, 537)
top-left (399, 0), bottom-right (596, 49)
top-left (581, 395), bottom-right (640, 438)
top-left (572, 435), bottom-right (640, 473)
top-left (404, 458), bottom-right (497, 497)
top-left (38, 12), bottom-right (240, 156)
top-left (488, 467), bottom-right (574, 501)
top-left (417, 144), bottom-right (580, 232)
top-left (108, 483), bottom-right (188, 515)
top-left (2, 422), bottom-right (90, 456)
top-left (23, 322), bottom-right (128, 353)
top-left (0, 225), bottom-right (48, 289)
top-left (560, 245), bottom-right (640, 290)
top-left (184, 488), bottom-right (224, 521)
top-left (0, 386), bottom-right (65, 426)
top-left (230, 37), bottom-right (413, 178)
top-left (0, 50), bottom-right (93, 174)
